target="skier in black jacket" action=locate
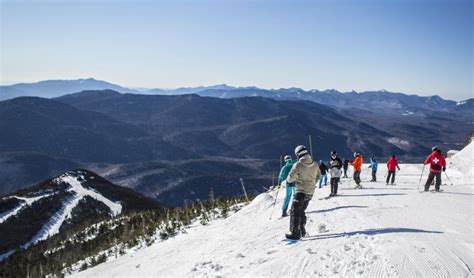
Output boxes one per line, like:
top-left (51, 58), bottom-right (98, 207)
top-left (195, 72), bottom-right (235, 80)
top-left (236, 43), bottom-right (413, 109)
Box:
top-left (342, 159), bottom-right (349, 178)
top-left (328, 151), bottom-right (343, 197)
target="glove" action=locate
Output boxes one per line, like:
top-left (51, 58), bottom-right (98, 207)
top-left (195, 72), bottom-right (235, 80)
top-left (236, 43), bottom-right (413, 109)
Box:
top-left (443, 167), bottom-right (446, 172)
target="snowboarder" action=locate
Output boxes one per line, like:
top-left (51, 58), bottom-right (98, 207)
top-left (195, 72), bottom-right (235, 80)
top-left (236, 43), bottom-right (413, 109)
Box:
top-left (343, 158), bottom-right (349, 178)
top-left (285, 145), bottom-right (321, 240)
top-left (423, 146), bottom-right (446, 192)
top-left (350, 152), bottom-right (363, 189)
top-left (278, 155), bottom-right (295, 217)
top-left (328, 151), bottom-right (343, 197)
top-left (318, 160), bottom-right (328, 188)
top-left (368, 157), bottom-right (378, 182)
top-left (386, 155), bottom-right (400, 185)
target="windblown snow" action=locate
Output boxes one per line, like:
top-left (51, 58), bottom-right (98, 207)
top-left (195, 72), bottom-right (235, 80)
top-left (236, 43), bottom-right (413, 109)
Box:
top-left (73, 143), bottom-right (474, 277)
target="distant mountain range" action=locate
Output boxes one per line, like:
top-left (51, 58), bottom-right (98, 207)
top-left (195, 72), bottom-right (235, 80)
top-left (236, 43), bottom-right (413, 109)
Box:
top-left (1, 78), bottom-right (472, 117)
top-left (0, 89), bottom-right (471, 205)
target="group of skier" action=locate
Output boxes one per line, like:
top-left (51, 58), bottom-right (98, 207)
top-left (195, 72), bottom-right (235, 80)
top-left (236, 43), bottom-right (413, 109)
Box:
top-left (277, 144), bottom-right (448, 240)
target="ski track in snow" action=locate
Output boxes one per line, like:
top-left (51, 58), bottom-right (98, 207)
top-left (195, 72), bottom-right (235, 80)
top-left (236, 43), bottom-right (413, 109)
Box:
top-left (22, 174), bottom-right (122, 249)
top-left (73, 148), bottom-right (474, 277)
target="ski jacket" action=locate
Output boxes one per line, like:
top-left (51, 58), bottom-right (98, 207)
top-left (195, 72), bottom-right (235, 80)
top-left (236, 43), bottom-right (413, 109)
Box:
top-left (351, 155), bottom-right (363, 172)
top-left (278, 160), bottom-right (295, 187)
top-left (369, 159), bottom-right (378, 171)
top-left (424, 150), bottom-right (446, 173)
top-left (386, 157), bottom-right (399, 171)
top-left (328, 157), bottom-right (343, 178)
top-left (343, 159), bottom-right (349, 169)
top-left (287, 154), bottom-right (321, 196)
top-left (319, 163), bottom-right (328, 175)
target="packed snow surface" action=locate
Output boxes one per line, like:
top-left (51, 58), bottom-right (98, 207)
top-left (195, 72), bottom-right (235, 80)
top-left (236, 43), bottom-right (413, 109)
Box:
top-left (75, 145), bottom-right (473, 277)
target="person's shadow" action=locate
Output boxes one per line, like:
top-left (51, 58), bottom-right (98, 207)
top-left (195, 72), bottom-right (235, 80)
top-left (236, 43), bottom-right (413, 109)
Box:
top-left (303, 227), bottom-right (442, 241)
top-left (306, 205), bottom-right (368, 214)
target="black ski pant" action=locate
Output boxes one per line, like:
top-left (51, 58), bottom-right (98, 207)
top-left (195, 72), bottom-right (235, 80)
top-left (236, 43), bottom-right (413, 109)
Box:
top-left (371, 170), bottom-right (377, 182)
top-left (353, 171), bottom-right (361, 185)
top-left (386, 170), bottom-right (396, 184)
top-left (330, 177), bottom-right (340, 195)
top-left (289, 192), bottom-right (312, 236)
top-left (424, 172), bottom-right (442, 191)
top-left (343, 167), bottom-right (348, 177)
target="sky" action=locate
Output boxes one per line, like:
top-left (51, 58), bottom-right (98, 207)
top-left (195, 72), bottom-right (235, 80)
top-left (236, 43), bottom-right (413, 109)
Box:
top-left (0, 0), bottom-right (472, 100)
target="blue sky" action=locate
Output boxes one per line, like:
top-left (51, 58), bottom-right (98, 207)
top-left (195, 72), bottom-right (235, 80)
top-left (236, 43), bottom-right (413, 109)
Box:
top-left (1, 0), bottom-right (472, 100)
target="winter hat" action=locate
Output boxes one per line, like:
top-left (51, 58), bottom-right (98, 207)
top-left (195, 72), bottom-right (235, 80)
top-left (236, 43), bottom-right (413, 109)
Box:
top-left (284, 155), bottom-right (292, 162)
top-left (353, 152), bottom-right (357, 157)
top-left (294, 145), bottom-right (309, 158)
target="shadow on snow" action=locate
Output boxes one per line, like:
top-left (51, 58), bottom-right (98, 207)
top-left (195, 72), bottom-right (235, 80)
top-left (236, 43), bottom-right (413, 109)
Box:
top-left (303, 227), bottom-right (443, 241)
top-left (307, 205), bottom-right (369, 214)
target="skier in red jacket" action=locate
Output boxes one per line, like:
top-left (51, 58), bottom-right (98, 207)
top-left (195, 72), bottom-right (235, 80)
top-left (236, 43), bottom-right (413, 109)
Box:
top-left (423, 146), bottom-right (446, 192)
top-left (386, 155), bottom-right (400, 185)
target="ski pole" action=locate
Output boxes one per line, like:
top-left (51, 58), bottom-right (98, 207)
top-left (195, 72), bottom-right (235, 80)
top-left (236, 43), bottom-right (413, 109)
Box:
top-left (444, 171), bottom-right (453, 185)
top-left (269, 186), bottom-right (281, 220)
top-left (417, 165), bottom-right (425, 190)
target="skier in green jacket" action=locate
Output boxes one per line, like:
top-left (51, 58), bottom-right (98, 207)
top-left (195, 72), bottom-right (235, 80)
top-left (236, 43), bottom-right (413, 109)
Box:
top-left (278, 155), bottom-right (295, 217)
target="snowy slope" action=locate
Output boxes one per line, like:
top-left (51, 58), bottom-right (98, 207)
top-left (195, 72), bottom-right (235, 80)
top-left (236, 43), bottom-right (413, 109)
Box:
top-left (74, 146), bottom-right (474, 277)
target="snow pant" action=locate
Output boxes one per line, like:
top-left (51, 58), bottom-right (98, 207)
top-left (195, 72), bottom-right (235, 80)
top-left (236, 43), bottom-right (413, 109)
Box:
top-left (289, 192), bottom-right (312, 236)
top-left (318, 175), bottom-right (328, 188)
top-left (371, 170), bottom-right (377, 182)
top-left (343, 167), bottom-right (348, 177)
top-left (330, 177), bottom-right (340, 195)
top-left (424, 172), bottom-right (442, 191)
top-left (353, 170), bottom-right (361, 185)
top-left (386, 170), bottom-right (396, 184)
top-left (282, 186), bottom-right (295, 211)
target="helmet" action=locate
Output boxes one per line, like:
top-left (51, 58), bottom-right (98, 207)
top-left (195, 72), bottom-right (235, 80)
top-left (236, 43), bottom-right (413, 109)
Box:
top-left (284, 155), bottom-right (292, 162)
top-left (353, 152), bottom-right (357, 157)
top-left (294, 145), bottom-right (309, 158)
top-left (319, 160), bottom-right (323, 164)
top-left (331, 150), bottom-right (337, 156)
top-left (432, 146), bottom-right (439, 151)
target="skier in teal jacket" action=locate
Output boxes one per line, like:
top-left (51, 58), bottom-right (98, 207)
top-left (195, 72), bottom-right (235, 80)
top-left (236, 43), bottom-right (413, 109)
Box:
top-left (279, 155), bottom-right (295, 217)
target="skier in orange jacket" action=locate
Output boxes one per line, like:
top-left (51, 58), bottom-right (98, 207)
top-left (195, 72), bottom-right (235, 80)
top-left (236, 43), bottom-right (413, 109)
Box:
top-left (350, 152), bottom-right (363, 189)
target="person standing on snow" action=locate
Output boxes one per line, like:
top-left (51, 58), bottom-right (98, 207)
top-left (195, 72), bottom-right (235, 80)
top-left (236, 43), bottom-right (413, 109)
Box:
top-left (318, 161), bottom-right (329, 188)
top-left (386, 155), bottom-right (400, 185)
top-left (350, 152), bottom-right (363, 189)
top-left (328, 151), bottom-right (343, 197)
top-left (278, 155), bottom-right (295, 217)
top-left (285, 145), bottom-right (321, 240)
top-left (368, 157), bottom-right (378, 182)
top-left (342, 158), bottom-right (349, 178)
top-left (423, 146), bottom-right (446, 192)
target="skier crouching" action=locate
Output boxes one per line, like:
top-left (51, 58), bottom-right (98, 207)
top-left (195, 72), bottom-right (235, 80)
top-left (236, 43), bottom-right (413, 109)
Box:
top-left (285, 145), bottom-right (321, 240)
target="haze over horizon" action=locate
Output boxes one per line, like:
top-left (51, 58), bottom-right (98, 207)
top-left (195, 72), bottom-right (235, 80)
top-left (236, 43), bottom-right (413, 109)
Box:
top-left (1, 0), bottom-right (472, 100)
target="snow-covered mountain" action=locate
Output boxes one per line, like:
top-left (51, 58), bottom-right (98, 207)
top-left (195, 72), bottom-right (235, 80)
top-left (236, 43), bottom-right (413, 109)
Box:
top-left (0, 169), bottom-right (162, 261)
top-left (71, 142), bottom-right (474, 277)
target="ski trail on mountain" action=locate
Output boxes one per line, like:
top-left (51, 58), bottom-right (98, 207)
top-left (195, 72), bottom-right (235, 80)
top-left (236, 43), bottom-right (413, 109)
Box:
top-left (21, 174), bottom-right (122, 249)
top-left (0, 193), bottom-right (54, 224)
